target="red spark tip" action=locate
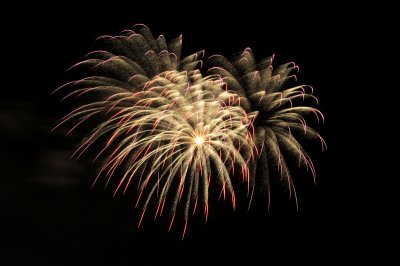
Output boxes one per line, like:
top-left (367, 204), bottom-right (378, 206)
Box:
top-left (133, 23), bottom-right (149, 29)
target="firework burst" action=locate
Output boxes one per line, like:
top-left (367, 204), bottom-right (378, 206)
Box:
top-left (207, 48), bottom-right (327, 209)
top-left (54, 25), bottom-right (256, 237)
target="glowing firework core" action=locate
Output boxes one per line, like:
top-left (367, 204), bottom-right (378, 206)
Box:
top-left (194, 136), bottom-right (204, 146)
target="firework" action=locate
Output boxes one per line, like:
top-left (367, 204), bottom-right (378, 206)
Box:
top-left (54, 25), bottom-right (255, 237)
top-left (55, 25), bottom-right (325, 237)
top-left (207, 48), bottom-right (327, 209)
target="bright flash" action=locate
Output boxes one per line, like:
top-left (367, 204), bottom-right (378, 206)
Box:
top-left (194, 136), bottom-right (204, 146)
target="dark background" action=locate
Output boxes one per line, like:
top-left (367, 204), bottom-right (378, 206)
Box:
top-left (2, 3), bottom-right (361, 265)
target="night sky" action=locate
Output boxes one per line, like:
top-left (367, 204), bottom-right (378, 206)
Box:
top-left (2, 3), bottom-right (359, 265)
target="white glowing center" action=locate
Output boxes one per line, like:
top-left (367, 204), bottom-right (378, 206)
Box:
top-left (195, 136), bottom-right (204, 146)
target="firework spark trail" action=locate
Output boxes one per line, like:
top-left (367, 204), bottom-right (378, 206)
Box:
top-left (55, 25), bottom-right (256, 238)
top-left (207, 48), bottom-right (326, 209)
